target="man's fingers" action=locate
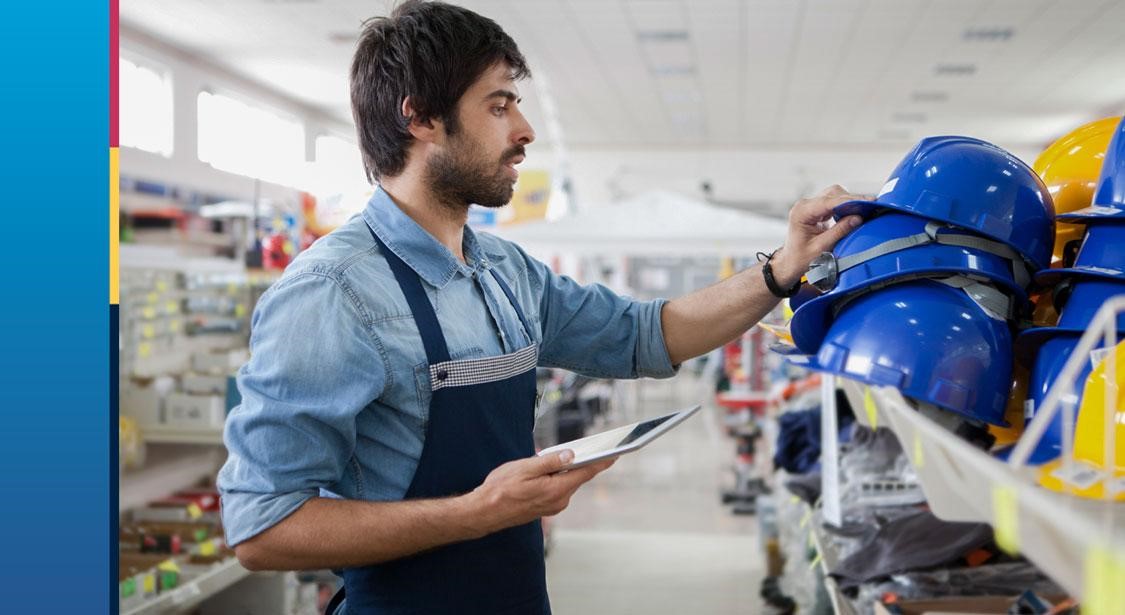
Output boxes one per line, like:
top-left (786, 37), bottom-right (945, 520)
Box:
top-left (528, 449), bottom-right (574, 476)
top-left (811, 215), bottom-right (862, 253)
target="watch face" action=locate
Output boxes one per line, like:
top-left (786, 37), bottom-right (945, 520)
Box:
top-left (808, 252), bottom-right (839, 292)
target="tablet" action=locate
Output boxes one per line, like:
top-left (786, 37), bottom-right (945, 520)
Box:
top-left (538, 405), bottom-right (701, 471)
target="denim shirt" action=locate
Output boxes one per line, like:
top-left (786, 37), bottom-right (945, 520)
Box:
top-left (218, 187), bottom-right (677, 546)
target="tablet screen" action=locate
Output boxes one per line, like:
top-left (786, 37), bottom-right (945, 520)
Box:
top-left (556, 412), bottom-right (679, 461)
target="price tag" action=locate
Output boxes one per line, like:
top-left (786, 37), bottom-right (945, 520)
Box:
top-left (1050, 462), bottom-right (1102, 490)
top-left (169, 319), bottom-right (181, 333)
top-left (235, 303), bottom-right (247, 318)
top-left (1083, 546), bottom-right (1125, 615)
top-left (193, 528), bottom-right (207, 542)
top-left (913, 432), bottom-right (924, 467)
top-left (186, 502), bottom-right (203, 520)
top-left (138, 342), bottom-right (151, 359)
top-left (120, 577), bottom-right (136, 598)
top-left (157, 559), bottom-right (180, 573)
top-left (143, 324), bottom-right (156, 339)
top-left (226, 283), bottom-right (238, 295)
top-left (142, 573), bottom-right (155, 594)
top-left (863, 387), bottom-right (878, 428)
top-left (991, 486), bottom-right (1019, 554)
top-left (165, 300), bottom-right (179, 314)
top-left (156, 280), bottom-right (168, 293)
top-left (199, 540), bottom-right (216, 556)
top-left (146, 292), bottom-right (158, 304)
top-left (142, 307), bottom-right (156, 320)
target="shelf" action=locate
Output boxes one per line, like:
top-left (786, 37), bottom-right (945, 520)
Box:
top-left (120, 446), bottom-right (224, 512)
top-left (867, 385), bottom-right (1125, 600)
top-left (142, 426), bottom-right (226, 446)
top-left (122, 557), bottom-right (251, 615)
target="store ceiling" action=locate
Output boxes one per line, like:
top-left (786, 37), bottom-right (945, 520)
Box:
top-left (121, 0), bottom-right (1125, 151)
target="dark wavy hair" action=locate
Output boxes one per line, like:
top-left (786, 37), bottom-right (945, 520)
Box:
top-left (350, 0), bottom-right (531, 182)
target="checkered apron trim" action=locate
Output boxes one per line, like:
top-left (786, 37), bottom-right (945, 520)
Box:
top-left (428, 344), bottom-right (539, 392)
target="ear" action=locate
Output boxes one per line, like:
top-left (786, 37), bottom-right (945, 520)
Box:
top-left (402, 96), bottom-right (444, 144)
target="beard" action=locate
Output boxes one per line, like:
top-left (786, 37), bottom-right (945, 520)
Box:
top-left (426, 133), bottom-right (524, 210)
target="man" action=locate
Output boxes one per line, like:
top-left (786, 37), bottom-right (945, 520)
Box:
top-left (217, 1), bottom-right (863, 613)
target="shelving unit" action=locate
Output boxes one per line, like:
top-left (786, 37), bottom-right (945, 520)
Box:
top-left (119, 445), bottom-right (225, 513)
top-left (141, 426), bottom-right (226, 446)
top-left (122, 557), bottom-right (251, 615)
top-left (868, 384), bottom-right (1125, 600)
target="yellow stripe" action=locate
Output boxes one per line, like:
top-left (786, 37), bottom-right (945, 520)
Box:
top-left (110, 147), bottom-right (119, 305)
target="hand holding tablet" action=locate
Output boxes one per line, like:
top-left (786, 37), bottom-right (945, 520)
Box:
top-left (538, 405), bottom-right (701, 471)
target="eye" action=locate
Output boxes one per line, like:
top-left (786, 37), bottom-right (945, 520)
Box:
top-left (492, 105), bottom-right (507, 117)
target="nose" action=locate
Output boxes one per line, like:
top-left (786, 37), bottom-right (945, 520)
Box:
top-left (512, 106), bottom-right (535, 146)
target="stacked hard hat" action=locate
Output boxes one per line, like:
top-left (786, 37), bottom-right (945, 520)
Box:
top-left (785, 136), bottom-right (1054, 426)
top-left (1036, 340), bottom-right (1125, 500)
top-left (1014, 115), bottom-right (1125, 465)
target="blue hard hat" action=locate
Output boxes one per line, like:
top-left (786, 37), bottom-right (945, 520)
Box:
top-left (789, 211), bottom-right (1028, 355)
top-left (1059, 115), bottom-right (1125, 222)
top-left (835, 136), bottom-right (1055, 271)
top-left (793, 279), bottom-right (1013, 425)
top-left (1016, 278), bottom-right (1125, 359)
top-left (1036, 217), bottom-right (1125, 286)
top-left (1023, 334), bottom-right (1101, 464)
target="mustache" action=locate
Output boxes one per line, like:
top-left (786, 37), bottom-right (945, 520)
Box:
top-left (501, 146), bottom-right (526, 164)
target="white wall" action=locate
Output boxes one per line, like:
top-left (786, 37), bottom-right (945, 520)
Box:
top-left (119, 26), bottom-right (357, 207)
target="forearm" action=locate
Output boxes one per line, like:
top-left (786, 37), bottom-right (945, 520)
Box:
top-left (660, 251), bottom-right (803, 365)
top-left (234, 494), bottom-right (488, 571)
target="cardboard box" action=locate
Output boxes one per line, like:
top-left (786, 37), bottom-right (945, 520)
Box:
top-left (120, 382), bottom-right (162, 426)
top-left (182, 373), bottom-right (229, 396)
top-left (191, 349), bottom-right (249, 374)
top-left (164, 392), bottom-right (225, 429)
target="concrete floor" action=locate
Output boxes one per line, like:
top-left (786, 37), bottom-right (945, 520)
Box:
top-left (544, 375), bottom-right (767, 614)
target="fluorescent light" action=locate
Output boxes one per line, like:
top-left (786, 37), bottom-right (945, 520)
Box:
top-left (934, 63), bottom-right (977, 76)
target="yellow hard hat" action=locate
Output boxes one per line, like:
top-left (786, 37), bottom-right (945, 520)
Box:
top-left (1037, 339), bottom-right (1125, 500)
top-left (1033, 117), bottom-right (1121, 266)
top-left (990, 363), bottom-right (1028, 448)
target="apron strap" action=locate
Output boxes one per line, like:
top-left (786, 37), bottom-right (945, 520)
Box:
top-left (489, 269), bottom-right (536, 342)
top-left (364, 221), bottom-right (452, 365)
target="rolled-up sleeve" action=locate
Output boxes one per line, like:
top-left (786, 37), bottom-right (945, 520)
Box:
top-left (522, 253), bottom-right (677, 380)
top-left (217, 272), bottom-right (386, 546)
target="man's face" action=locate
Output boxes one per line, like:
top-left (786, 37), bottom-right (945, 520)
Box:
top-left (426, 62), bottom-right (536, 209)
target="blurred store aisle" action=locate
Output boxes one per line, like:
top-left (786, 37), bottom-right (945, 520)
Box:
top-left (546, 374), bottom-right (767, 614)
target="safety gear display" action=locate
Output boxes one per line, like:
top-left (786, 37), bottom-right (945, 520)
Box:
top-left (792, 279), bottom-right (1013, 425)
top-left (834, 135), bottom-right (1055, 271)
top-left (1034, 223), bottom-right (1125, 286)
top-left (1059, 115), bottom-right (1125, 222)
top-left (1037, 340), bottom-right (1125, 500)
top-left (1021, 335), bottom-right (1112, 465)
top-left (790, 211), bottom-right (1027, 354)
top-left (989, 364), bottom-right (1029, 449)
top-left (1033, 116), bottom-right (1121, 264)
top-left (1017, 278), bottom-right (1125, 354)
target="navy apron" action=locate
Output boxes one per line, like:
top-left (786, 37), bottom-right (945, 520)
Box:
top-left (326, 223), bottom-right (549, 615)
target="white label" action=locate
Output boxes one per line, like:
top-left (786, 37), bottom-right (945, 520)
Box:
top-left (1024, 399), bottom-right (1036, 421)
top-left (1075, 205), bottom-right (1124, 216)
top-left (1050, 463), bottom-right (1103, 490)
top-left (877, 177), bottom-right (899, 198)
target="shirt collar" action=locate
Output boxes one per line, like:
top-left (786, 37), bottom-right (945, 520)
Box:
top-left (361, 186), bottom-right (506, 289)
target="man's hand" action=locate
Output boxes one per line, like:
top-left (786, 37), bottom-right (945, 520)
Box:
top-left (771, 185), bottom-right (868, 287)
top-left (469, 450), bottom-right (615, 535)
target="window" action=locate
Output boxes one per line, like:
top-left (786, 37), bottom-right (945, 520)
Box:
top-left (120, 55), bottom-right (173, 156)
top-left (197, 91), bottom-right (305, 188)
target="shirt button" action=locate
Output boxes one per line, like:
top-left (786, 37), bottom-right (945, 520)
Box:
top-left (436, 369), bottom-right (449, 381)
